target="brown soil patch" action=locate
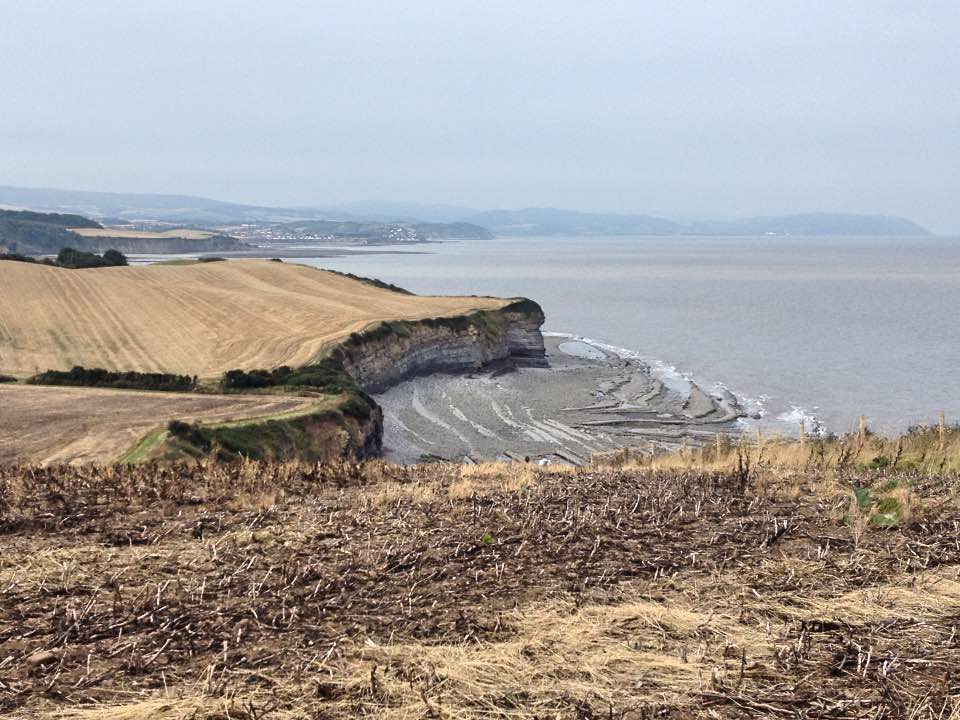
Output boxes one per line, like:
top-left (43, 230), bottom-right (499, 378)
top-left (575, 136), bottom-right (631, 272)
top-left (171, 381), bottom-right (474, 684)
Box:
top-left (0, 384), bottom-right (315, 464)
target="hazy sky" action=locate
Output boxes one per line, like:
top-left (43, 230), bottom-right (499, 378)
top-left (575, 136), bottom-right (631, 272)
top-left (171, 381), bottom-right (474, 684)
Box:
top-left (2, 1), bottom-right (958, 231)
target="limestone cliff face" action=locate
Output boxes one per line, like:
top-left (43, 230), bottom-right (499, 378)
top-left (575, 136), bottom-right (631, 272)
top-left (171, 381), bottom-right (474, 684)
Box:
top-left (144, 299), bottom-right (542, 464)
top-left (329, 299), bottom-right (546, 394)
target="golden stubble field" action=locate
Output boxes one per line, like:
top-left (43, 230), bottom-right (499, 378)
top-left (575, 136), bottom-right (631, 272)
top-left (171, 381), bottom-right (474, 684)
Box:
top-left (0, 384), bottom-right (317, 465)
top-left (0, 260), bottom-right (507, 377)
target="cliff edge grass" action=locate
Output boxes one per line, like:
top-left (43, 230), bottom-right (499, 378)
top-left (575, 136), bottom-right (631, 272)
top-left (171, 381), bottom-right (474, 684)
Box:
top-left (594, 421), bottom-right (960, 476)
top-left (0, 259), bottom-right (512, 378)
top-left (121, 392), bottom-right (382, 464)
top-left (0, 259), bottom-right (544, 464)
top-left (123, 295), bottom-right (545, 463)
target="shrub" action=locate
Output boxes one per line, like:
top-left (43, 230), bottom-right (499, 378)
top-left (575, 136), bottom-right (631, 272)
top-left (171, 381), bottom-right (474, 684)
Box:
top-left (220, 358), bottom-right (358, 395)
top-left (56, 247), bottom-right (128, 269)
top-left (102, 249), bottom-right (128, 266)
top-left (860, 455), bottom-right (892, 470)
top-left (167, 420), bottom-right (213, 451)
top-left (0, 253), bottom-right (32, 263)
top-left (327, 269), bottom-right (413, 295)
top-left (28, 366), bottom-right (195, 392)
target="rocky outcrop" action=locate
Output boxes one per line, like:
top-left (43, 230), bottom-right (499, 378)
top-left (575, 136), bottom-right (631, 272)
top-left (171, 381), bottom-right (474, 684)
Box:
top-left (329, 299), bottom-right (546, 394)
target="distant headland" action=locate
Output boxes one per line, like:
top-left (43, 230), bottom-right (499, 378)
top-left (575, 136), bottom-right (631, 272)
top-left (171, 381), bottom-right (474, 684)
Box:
top-left (0, 184), bottom-right (933, 239)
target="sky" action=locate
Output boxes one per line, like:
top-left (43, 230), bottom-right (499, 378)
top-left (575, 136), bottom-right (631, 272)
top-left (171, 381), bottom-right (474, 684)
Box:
top-left (2, 1), bottom-right (958, 232)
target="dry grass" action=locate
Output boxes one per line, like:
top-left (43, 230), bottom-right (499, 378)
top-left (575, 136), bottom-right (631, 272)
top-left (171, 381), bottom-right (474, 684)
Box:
top-left (0, 384), bottom-right (317, 465)
top-left (3, 460), bottom-right (960, 718)
top-left (50, 697), bottom-right (215, 719)
top-left (449, 461), bottom-right (540, 497)
top-left (0, 260), bottom-right (508, 377)
top-left (357, 461), bottom-right (571, 506)
top-left (596, 424), bottom-right (960, 475)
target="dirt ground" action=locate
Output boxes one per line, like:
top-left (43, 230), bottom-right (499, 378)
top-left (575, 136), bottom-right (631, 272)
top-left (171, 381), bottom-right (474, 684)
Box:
top-left (2, 460), bottom-right (959, 718)
top-left (0, 384), bottom-right (316, 464)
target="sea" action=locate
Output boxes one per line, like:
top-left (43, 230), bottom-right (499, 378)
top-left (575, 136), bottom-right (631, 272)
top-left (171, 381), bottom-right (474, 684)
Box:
top-left (288, 235), bottom-right (960, 438)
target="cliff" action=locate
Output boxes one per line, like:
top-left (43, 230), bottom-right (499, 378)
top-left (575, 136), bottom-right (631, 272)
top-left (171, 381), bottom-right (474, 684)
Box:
top-left (329, 298), bottom-right (547, 394)
top-left (129, 396), bottom-right (382, 464)
top-left (138, 298), bottom-right (544, 464)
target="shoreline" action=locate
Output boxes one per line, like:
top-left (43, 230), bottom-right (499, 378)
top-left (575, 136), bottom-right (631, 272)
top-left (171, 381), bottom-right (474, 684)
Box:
top-left (375, 335), bottom-right (746, 465)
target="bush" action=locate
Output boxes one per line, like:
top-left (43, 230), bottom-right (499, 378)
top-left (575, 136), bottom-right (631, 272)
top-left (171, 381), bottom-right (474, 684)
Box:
top-left (56, 247), bottom-right (128, 269)
top-left (220, 358), bottom-right (358, 395)
top-left (102, 249), bottom-right (128, 266)
top-left (1, 249), bottom-right (127, 268)
top-left (167, 420), bottom-right (212, 452)
top-left (327, 269), bottom-right (413, 295)
top-left (28, 366), bottom-right (196, 392)
top-left (861, 455), bottom-right (892, 470)
top-left (0, 253), bottom-right (55, 265)
top-left (0, 374), bottom-right (17, 383)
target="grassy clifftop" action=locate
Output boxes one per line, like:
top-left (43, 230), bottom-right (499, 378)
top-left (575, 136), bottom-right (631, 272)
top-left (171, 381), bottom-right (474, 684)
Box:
top-left (0, 260), bottom-right (544, 464)
top-left (0, 259), bottom-right (510, 378)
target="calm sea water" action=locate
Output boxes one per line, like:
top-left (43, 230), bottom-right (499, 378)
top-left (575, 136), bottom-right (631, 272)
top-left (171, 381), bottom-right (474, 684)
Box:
top-left (293, 235), bottom-right (960, 436)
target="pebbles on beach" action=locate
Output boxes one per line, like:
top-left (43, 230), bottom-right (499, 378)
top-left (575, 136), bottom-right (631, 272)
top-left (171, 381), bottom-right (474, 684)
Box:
top-left (375, 336), bottom-right (743, 465)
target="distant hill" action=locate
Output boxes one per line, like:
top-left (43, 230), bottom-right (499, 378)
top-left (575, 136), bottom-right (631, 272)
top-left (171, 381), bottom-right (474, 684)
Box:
top-left (0, 186), bottom-right (314, 225)
top-left (0, 208), bottom-right (247, 254)
top-left (0, 185), bottom-right (934, 238)
top-left (272, 219), bottom-right (492, 243)
top-left (465, 208), bottom-right (682, 236)
top-left (0, 209), bottom-right (102, 254)
top-left (686, 213), bottom-right (931, 237)
top-left (319, 201), bottom-right (480, 224)
top-left (0, 186), bottom-right (483, 227)
top-left (467, 208), bottom-right (932, 237)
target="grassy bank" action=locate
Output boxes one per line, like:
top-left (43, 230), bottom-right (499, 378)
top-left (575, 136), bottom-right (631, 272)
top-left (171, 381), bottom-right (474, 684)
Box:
top-left (121, 393), bottom-right (381, 463)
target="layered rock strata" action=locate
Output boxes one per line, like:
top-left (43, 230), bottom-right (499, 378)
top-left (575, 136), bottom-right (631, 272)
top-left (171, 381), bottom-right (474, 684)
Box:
top-left (329, 299), bottom-right (546, 394)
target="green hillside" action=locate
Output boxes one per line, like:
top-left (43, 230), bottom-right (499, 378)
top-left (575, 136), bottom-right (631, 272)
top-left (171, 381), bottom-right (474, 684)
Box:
top-left (0, 209), bottom-right (101, 254)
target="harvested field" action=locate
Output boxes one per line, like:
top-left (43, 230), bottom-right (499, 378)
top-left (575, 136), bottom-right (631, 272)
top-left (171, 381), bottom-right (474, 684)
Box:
top-left (0, 384), bottom-right (316, 464)
top-left (2, 460), bottom-right (960, 718)
top-left (0, 260), bottom-right (507, 377)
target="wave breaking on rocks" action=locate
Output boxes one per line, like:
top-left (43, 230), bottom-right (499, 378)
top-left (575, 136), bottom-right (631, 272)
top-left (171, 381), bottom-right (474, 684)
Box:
top-left (375, 335), bottom-right (745, 465)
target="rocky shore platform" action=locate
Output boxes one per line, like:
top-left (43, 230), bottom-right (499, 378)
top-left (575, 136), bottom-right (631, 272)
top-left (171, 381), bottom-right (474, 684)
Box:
top-left (376, 335), bottom-right (745, 465)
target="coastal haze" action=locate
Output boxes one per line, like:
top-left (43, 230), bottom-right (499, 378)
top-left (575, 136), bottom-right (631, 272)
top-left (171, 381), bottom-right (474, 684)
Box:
top-left (1, 2), bottom-right (959, 233)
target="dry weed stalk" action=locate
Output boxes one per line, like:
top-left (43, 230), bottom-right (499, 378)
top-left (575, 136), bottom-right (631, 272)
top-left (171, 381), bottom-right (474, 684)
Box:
top-left (2, 459), bottom-right (960, 718)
